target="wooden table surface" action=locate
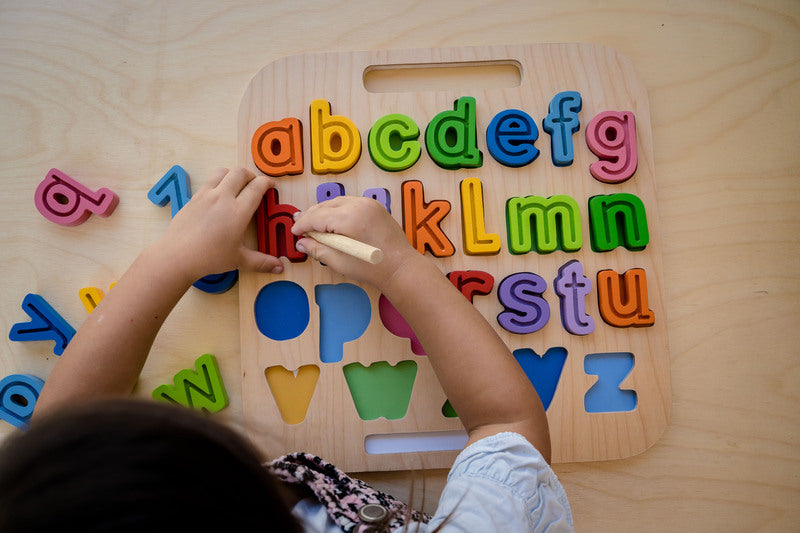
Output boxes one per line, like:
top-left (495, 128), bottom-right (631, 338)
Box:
top-left (1, 1), bottom-right (798, 530)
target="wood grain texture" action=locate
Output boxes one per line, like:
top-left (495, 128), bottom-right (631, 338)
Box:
top-left (0, 1), bottom-right (797, 530)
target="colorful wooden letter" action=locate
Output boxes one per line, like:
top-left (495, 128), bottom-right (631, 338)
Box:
top-left (9, 294), bottom-right (75, 356)
top-left (446, 270), bottom-right (494, 303)
top-left (34, 168), bottom-right (118, 226)
top-left (542, 91), bottom-right (582, 166)
top-left (192, 271), bottom-right (239, 294)
top-left (460, 178), bottom-right (501, 255)
top-left (152, 353), bottom-right (228, 413)
top-left (506, 194), bottom-right (582, 254)
top-left (256, 187), bottom-right (306, 262)
top-left (554, 260), bottom-right (595, 335)
top-left (79, 283), bottom-right (117, 313)
top-left (147, 165), bottom-right (190, 218)
top-left (584, 352), bottom-right (637, 413)
top-left (317, 182), bottom-right (345, 203)
top-left (401, 180), bottom-right (455, 257)
top-left (424, 96), bottom-right (482, 169)
top-left (586, 111), bottom-right (638, 184)
top-left (497, 272), bottom-right (550, 334)
top-left (363, 187), bottom-right (391, 213)
top-left (254, 281), bottom-right (309, 341)
top-left (251, 117), bottom-right (303, 176)
top-left (310, 99), bottom-right (361, 174)
top-left (597, 268), bottom-right (655, 327)
top-left (486, 109), bottom-right (539, 167)
top-left (149, 166), bottom-right (238, 293)
top-left (0, 374), bottom-right (45, 429)
top-left (264, 364), bottom-right (320, 425)
top-left (588, 193), bottom-right (649, 252)
top-left (368, 113), bottom-right (421, 171)
top-left (343, 360), bottom-right (417, 420)
top-left (79, 286), bottom-right (105, 313)
top-left (315, 284), bottom-right (371, 363)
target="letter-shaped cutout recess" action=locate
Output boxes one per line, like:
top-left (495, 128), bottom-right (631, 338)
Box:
top-left (264, 365), bottom-right (320, 425)
top-left (542, 91), bottom-right (582, 166)
top-left (585, 111), bottom-right (637, 184)
top-left (378, 294), bottom-right (425, 355)
top-left (513, 347), bottom-right (567, 410)
top-left (310, 99), bottom-right (362, 174)
top-left (588, 193), bottom-right (649, 252)
top-left (9, 294), bottom-right (75, 356)
top-left (152, 354), bottom-right (229, 414)
top-left (252, 117), bottom-right (304, 176)
top-left (597, 268), bottom-right (655, 327)
top-left (425, 96), bottom-right (482, 169)
top-left (554, 260), bottom-right (595, 336)
top-left (460, 178), bottom-right (501, 255)
top-left (401, 180), bottom-right (455, 257)
top-left (315, 284), bottom-right (371, 363)
top-left (584, 352), bottom-right (637, 413)
top-left (368, 113), bottom-right (421, 171)
top-left (256, 188), bottom-right (307, 262)
top-left (506, 195), bottom-right (582, 254)
top-left (343, 360), bottom-right (417, 420)
top-left (254, 281), bottom-right (310, 341)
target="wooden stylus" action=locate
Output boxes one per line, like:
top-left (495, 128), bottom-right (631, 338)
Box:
top-left (306, 231), bottom-right (384, 265)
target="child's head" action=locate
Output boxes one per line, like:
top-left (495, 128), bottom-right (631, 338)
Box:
top-left (0, 399), bottom-right (302, 532)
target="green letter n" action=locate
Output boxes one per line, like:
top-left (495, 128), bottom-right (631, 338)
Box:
top-left (588, 193), bottom-right (649, 252)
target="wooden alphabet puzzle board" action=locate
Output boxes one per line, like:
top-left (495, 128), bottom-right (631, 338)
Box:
top-left (237, 44), bottom-right (670, 471)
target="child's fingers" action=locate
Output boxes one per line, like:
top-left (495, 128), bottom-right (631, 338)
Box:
top-left (296, 236), bottom-right (339, 267)
top-left (218, 167), bottom-right (255, 195)
top-left (239, 246), bottom-right (284, 274)
top-left (237, 174), bottom-right (273, 214)
top-left (291, 197), bottom-right (352, 236)
top-left (199, 167), bottom-right (229, 193)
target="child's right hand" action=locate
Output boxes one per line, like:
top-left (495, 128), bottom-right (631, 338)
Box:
top-left (291, 196), bottom-right (421, 291)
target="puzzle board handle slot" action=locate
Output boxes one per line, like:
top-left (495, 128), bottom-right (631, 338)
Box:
top-left (363, 59), bottom-right (522, 93)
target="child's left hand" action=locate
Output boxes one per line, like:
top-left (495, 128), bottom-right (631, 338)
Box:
top-left (156, 167), bottom-right (284, 281)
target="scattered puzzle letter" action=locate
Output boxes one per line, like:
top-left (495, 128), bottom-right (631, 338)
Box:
top-left (153, 354), bottom-right (228, 413)
top-left (34, 168), bottom-right (118, 226)
top-left (9, 294), bottom-right (75, 356)
top-left (0, 374), bottom-right (45, 429)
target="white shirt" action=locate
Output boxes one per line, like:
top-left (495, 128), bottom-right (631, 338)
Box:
top-left (292, 432), bottom-right (574, 532)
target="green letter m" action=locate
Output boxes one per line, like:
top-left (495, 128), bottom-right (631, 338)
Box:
top-left (506, 194), bottom-right (582, 254)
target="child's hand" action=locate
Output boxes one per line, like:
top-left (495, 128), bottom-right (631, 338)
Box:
top-left (291, 196), bottom-right (420, 290)
top-left (156, 167), bottom-right (284, 281)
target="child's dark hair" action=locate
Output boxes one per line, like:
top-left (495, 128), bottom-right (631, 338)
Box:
top-left (0, 399), bottom-right (302, 532)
